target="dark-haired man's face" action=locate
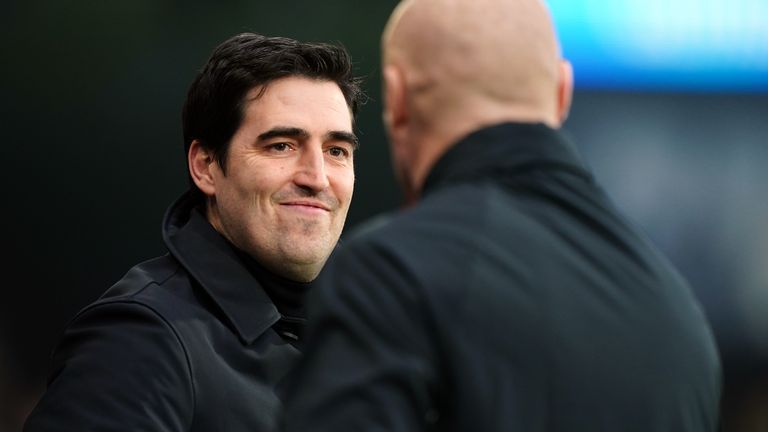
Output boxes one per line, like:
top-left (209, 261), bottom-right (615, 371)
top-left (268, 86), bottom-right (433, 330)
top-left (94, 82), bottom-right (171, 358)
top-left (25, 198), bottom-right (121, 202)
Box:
top-left (203, 76), bottom-right (356, 282)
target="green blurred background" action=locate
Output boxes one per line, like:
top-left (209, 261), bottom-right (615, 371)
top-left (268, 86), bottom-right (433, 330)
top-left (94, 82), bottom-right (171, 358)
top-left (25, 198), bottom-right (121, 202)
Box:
top-left (2, 1), bottom-right (766, 431)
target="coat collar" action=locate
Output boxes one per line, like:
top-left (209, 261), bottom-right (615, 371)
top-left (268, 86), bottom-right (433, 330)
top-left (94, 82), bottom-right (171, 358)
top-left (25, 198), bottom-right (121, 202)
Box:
top-left (422, 122), bottom-right (592, 196)
top-left (162, 192), bottom-right (281, 345)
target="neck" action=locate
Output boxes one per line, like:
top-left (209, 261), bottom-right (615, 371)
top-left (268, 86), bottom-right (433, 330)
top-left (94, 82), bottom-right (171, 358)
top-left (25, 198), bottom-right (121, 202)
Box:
top-left (236, 247), bottom-right (311, 319)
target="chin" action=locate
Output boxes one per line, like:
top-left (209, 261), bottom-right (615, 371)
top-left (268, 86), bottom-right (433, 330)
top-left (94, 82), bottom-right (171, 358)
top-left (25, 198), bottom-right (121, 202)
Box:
top-left (281, 237), bottom-right (330, 262)
top-left (283, 258), bottom-right (325, 282)
top-left (286, 249), bottom-right (329, 268)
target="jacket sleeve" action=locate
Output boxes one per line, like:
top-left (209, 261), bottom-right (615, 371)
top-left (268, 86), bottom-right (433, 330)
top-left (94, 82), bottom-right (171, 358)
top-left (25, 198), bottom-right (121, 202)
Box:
top-left (24, 300), bottom-right (194, 432)
top-left (281, 241), bottom-right (441, 432)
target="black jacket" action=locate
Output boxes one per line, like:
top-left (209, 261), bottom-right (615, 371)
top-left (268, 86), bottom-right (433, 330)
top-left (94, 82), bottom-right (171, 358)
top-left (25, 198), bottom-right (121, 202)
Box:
top-left (282, 123), bottom-right (721, 431)
top-left (25, 193), bottom-right (302, 431)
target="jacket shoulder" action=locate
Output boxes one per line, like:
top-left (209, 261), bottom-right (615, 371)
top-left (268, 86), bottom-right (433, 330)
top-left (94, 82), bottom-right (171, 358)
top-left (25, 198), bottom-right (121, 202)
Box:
top-left (25, 292), bottom-right (195, 431)
top-left (351, 182), bottom-right (528, 268)
top-left (100, 255), bottom-right (181, 299)
top-left (87, 255), bottom-right (206, 327)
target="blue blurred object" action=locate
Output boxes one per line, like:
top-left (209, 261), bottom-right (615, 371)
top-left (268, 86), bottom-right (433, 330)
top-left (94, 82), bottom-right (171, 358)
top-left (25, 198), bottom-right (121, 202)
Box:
top-left (549, 0), bottom-right (768, 92)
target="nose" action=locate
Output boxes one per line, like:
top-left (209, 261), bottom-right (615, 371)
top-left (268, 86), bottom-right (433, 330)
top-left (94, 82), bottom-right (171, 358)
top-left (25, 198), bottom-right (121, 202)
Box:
top-left (293, 144), bottom-right (330, 192)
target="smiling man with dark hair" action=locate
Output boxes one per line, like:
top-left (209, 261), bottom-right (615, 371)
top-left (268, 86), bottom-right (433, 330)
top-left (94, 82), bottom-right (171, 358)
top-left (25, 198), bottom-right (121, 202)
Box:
top-left (24, 32), bottom-right (364, 432)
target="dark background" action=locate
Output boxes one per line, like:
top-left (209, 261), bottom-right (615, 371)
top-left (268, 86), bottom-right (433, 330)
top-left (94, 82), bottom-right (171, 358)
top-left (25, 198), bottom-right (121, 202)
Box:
top-left (2, 1), bottom-right (766, 431)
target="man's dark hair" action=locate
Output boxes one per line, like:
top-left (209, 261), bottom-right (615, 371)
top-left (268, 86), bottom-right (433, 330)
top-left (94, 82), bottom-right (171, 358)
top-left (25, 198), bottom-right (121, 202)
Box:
top-left (182, 32), bottom-right (365, 202)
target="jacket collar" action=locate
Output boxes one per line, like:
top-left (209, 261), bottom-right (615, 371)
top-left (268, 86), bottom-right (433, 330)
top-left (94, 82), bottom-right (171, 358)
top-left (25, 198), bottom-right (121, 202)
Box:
top-left (422, 122), bottom-right (592, 196)
top-left (162, 192), bottom-right (281, 345)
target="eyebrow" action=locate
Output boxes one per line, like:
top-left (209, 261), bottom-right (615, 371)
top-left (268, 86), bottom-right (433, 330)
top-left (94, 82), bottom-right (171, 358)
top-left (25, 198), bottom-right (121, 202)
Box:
top-left (257, 127), bottom-right (359, 149)
top-left (257, 127), bottom-right (309, 142)
top-left (327, 131), bottom-right (359, 149)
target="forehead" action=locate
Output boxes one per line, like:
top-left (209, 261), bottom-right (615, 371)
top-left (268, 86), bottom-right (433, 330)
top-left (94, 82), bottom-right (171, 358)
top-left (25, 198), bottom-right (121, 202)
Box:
top-left (242, 76), bottom-right (353, 133)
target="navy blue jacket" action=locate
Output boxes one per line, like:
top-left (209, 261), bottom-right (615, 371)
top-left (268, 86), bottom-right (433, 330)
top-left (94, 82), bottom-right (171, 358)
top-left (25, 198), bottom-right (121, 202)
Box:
top-left (282, 123), bottom-right (721, 431)
top-left (25, 194), bottom-right (301, 431)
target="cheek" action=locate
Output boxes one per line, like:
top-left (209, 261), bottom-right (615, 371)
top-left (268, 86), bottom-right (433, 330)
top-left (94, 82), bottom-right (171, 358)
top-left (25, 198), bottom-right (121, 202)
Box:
top-left (337, 170), bottom-right (355, 204)
top-left (242, 169), bottom-right (281, 197)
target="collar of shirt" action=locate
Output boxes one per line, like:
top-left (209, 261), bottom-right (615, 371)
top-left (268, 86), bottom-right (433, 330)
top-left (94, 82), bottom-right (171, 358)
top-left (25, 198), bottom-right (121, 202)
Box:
top-left (422, 122), bottom-right (592, 196)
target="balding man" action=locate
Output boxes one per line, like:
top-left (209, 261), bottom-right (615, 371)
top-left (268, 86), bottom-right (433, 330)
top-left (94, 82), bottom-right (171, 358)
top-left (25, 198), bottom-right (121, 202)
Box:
top-left (281, 1), bottom-right (721, 431)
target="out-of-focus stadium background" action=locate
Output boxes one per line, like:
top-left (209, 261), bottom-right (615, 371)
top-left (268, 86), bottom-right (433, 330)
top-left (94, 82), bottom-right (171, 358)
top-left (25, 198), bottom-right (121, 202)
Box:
top-left (2, 1), bottom-right (766, 430)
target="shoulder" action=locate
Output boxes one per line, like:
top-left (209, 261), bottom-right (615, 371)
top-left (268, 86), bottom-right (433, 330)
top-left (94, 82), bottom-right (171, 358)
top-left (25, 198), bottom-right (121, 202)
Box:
top-left (321, 184), bottom-right (496, 307)
top-left (90, 254), bottom-right (204, 324)
top-left (52, 292), bottom-right (196, 404)
top-left (39, 296), bottom-right (196, 409)
top-left (25, 297), bottom-right (195, 430)
top-left (57, 254), bottom-right (205, 367)
top-left (342, 182), bottom-right (539, 278)
top-left (99, 255), bottom-right (182, 300)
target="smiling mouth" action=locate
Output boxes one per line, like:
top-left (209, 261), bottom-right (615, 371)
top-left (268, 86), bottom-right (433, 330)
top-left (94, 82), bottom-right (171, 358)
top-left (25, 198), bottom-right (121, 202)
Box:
top-left (280, 201), bottom-right (332, 212)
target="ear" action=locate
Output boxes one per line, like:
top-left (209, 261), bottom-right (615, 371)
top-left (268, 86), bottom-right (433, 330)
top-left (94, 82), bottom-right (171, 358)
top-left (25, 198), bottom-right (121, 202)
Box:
top-left (556, 60), bottom-right (574, 125)
top-left (382, 64), bottom-right (419, 205)
top-left (187, 139), bottom-right (217, 196)
top-left (382, 64), bottom-right (408, 139)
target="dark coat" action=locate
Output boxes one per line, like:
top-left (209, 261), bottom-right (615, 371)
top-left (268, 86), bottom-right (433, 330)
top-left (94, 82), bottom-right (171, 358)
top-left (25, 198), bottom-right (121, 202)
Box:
top-left (282, 123), bottom-right (721, 432)
top-left (25, 193), bottom-right (301, 431)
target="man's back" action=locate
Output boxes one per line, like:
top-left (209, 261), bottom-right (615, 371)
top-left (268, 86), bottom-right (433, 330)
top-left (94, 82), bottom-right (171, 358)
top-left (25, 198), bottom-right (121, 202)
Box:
top-left (283, 123), bottom-right (720, 431)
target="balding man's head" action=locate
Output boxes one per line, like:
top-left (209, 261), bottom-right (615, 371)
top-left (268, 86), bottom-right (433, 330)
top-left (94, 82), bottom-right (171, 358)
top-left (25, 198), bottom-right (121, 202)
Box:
top-left (384, 0), bottom-right (568, 122)
top-left (381, 0), bottom-right (573, 200)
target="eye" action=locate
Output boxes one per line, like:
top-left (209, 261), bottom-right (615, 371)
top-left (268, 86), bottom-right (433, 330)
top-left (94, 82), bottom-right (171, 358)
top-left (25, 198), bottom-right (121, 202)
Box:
top-left (327, 146), bottom-right (351, 159)
top-left (267, 142), bottom-right (292, 152)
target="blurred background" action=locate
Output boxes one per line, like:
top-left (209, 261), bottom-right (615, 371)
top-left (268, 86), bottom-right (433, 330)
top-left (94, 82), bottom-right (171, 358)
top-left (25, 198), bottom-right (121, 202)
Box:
top-left (1, 0), bottom-right (766, 431)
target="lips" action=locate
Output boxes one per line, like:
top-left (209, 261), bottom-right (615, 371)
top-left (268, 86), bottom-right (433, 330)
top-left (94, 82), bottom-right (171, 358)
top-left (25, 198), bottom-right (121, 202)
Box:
top-left (279, 200), bottom-right (332, 212)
